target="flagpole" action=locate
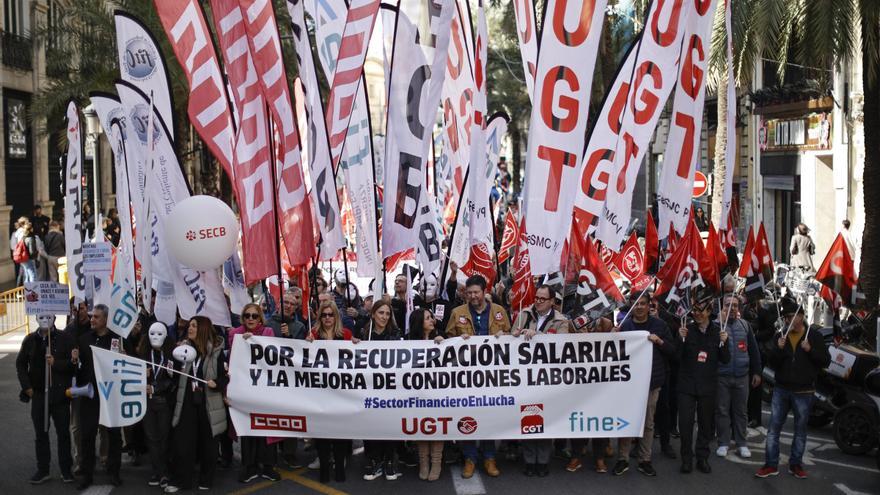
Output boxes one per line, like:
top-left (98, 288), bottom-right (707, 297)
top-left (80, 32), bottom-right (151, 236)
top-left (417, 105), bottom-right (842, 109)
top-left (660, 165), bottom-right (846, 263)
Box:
top-left (617, 276), bottom-right (658, 324)
top-left (123, 352), bottom-right (209, 384)
top-left (266, 102), bottom-right (284, 314)
top-left (341, 247), bottom-right (352, 309)
top-left (440, 167), bottom-right (470, 292)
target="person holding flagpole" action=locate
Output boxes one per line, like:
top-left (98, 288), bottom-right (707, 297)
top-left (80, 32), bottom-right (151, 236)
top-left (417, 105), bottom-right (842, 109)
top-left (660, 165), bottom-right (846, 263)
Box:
top-left (16, 313), bottom-right (76, 485)
top-left (756, 296), bottom-right (830, 480)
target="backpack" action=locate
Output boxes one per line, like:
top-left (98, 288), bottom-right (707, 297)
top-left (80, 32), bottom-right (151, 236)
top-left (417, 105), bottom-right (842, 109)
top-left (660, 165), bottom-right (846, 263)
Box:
top-left (13, 237), bottom-right (30, 264)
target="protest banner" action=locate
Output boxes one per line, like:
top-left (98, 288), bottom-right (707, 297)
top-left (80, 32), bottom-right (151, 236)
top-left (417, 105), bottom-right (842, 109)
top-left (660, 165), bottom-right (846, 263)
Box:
top-left (24, 282), bottom-right (71, 315)
top-left (227, 332), bottom-right (652, 440)
top-left (91, 346), bottom-right (147, 428)
top-left (83, 242), bottom-right (113, 276)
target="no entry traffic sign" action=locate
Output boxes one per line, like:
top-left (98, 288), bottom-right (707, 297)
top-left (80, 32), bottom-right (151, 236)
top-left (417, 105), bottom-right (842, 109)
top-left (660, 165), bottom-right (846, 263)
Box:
top-left (692, 171), bottom-right (708, 198)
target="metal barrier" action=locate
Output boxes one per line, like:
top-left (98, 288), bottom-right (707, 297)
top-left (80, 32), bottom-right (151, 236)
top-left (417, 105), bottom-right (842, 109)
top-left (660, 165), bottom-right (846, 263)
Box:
top-left (0, 286), bottom-right (30, 336)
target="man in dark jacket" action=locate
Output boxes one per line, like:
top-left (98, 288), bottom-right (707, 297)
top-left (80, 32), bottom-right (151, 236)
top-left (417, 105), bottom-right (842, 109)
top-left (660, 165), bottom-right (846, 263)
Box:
top-left (715, 294), bottom-right (761, 459)
top-left (612, 291), bottom-right (676, 477)
top-left (16, 314), bottom-right (77, 484)
top-left (72, 304), bottom-right (123, 489)
top-left (265, 288), bottom-right (307, 339)
top-left (677, 298), bottom-right (730, 474)
top-left (756, 297), bottom-right (830, 480)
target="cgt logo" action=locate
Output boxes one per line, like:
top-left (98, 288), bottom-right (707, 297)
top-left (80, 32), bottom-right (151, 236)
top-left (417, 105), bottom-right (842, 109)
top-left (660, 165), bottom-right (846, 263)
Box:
top-left (520, 404), bottom-right (544, 434)
top-left (251, 413), bottom-right (307, 432)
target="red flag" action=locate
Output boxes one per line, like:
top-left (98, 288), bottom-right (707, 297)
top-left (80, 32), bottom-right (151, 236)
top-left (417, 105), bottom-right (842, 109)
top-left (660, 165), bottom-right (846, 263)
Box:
top-left (706, 222), bottom-right (728, 278)
top-left (666, 222), bottom-right (680, 257)
top-left (644, 210), bottom-right (659, 274)
top-left (460, 243), bottom-right (497, 291)
top-left (613, 231), bottom-right (644, 282)
top-left (291, 264), bottom-right (311, 320)
top-left (754, 223), bottom-right (775, 278)
top-left (657, 221), bottom-right (718, 312)
top-left (816, 233), bottom-right (865, 307)
top-left (497, 210), bottom-right (520, 264)
top-left (510, 218), bottom-right (536, 312)
top-left (738, 227), bottom-right (756, 278)
top-left (569, 226), bottom-right (624, 329)
top-left (689, 220), bottom-right (720, 293)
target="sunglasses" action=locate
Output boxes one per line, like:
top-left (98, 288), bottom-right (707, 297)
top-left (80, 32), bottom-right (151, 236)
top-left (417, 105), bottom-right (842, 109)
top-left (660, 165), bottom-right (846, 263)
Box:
top-left (243, 312), bottom-right (261, 320)
top-left (320, 313), bottom-right (335, 319)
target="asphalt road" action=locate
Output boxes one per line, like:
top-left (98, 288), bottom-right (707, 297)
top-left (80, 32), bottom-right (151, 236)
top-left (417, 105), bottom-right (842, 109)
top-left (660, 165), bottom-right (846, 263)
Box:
top-left (0, 327), bottom-right (877, 495)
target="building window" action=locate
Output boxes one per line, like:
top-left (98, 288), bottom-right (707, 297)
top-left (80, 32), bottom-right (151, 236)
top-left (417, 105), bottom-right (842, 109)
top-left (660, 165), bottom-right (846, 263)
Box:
top-left (3, 0), bottom-right (27, 36)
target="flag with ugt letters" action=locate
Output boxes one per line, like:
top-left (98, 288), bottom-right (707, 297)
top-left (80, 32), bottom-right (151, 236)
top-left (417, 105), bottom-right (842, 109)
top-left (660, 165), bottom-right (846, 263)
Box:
top-left (92, 346), bottom-right (146, 428)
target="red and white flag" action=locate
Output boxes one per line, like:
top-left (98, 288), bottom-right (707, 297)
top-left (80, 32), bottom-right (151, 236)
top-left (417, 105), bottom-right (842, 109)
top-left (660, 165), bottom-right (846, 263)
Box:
top-left (237, 0), bottom-right (316, 266)
top-left (510, 217), bottom-right (536, 313)
top-left (522, 0), bottom-right (607, 275)
top-left (497, 210), bottom-right (520, 264)
top-left (657, 220), bottom-right (718, 313)
top-left (613, 231), bottom-right (644, 282)
top-left (816, 233), bottom-right (865, 308)
top-left (644, 210), bottom-right (659, 274)
top-left (657, 0), bottom-right (717, 238)
top-left (596, 1), bottom-right (691, 249)
top-left (208, 0), bottom-right (281, 284)
top-left (510, 0), bottom-right (538, 100)
top-left (706, 221), bottom-right (728, 278)
top-left (570, 223), bottom-right (624, 330)
top-left (287, 0), bottom-right (345, 259)
top-left (153, 1), bottom-right (235, 179)
top-left (460, 243), bottom-right (497, 292)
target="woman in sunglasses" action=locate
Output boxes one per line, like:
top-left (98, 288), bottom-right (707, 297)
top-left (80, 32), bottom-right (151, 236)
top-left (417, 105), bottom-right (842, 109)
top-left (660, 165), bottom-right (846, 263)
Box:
top-left (676, 300), bottom-right (730, 475)
top-left (227, 304), bottom-right (281, 484)
top-left (306, 300), bottom-right (356, 482)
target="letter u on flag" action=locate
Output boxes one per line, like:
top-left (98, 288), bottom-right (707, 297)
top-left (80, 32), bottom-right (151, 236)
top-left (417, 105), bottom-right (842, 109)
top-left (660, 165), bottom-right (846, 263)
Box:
top-left (92, 346), bottom-right (147, 428)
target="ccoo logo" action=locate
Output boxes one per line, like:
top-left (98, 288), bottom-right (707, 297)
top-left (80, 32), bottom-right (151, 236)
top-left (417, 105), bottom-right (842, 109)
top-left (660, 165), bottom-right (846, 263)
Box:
top-left (123, 37), bottom-right (158, 80)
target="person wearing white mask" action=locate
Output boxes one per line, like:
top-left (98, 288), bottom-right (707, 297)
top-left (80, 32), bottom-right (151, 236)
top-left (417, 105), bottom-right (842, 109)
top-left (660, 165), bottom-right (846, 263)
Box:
top-left (17, 313), bottom-right (76, 484)
top-left (414, 274), bottom-right (453, 335)
top-left (138, 323), bottom-right (176, 488)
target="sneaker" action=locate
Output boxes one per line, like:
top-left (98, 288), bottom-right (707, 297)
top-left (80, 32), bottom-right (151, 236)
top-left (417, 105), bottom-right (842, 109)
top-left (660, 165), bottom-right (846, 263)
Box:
top-left (637, 462), bottom-right (656, 477)
top-left (261, 468), bottom-right (282, 482)
top-left (61, 472), bottom-right (74, 484)
top-left (716, 445), bottom-right (729, 457)
top-left (308, 457), bottom-right (321, 470)
top-left (352, 446), bottom-right (365, 456)
top-left (149, 475), bottom-right (162, 486)
top-left (462, 460), bottom-right (476, 479)
top-left (595, 459), bottom-right (608, 474)
top-left (198, 485), bottom-right (211, 491)
top-left (755, 466), bottom-right (779, 478)
top-left (29, 471), bottom-right (50, 485)
top-left (738, 446), bottom-right (752, 458)
top-left (565, 458), bottom-right (582, 472)
top-left (789, 464), bottom-right (808, 479)
top-left (483, 458), bottom-right (500, 477)
top-left (164, 486), bottom-right (181, 493)
top-left (612, 460), bottom-right (629, 476)
top-left (363, 462), bottom-right (384, 481)
top-left (160, 477), bottom-right (170, 488)
top-left (384, 462), bottom-right (401, 481)
top-left (239, 469), bottom-right (259, 483)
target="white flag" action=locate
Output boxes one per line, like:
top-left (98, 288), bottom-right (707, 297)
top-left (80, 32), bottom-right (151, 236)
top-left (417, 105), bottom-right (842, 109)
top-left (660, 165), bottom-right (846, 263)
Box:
top-left (719, 0), bottom-right (737, 226)
top-left (92, 346), bottom-right (147, 427)
top-left (64, 102), bottom-right (86, 303)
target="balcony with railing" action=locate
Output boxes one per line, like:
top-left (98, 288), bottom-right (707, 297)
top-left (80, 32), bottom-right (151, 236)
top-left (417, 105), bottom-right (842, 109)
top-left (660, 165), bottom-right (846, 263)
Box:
top-left (1, 30), bottom-right (33, 71)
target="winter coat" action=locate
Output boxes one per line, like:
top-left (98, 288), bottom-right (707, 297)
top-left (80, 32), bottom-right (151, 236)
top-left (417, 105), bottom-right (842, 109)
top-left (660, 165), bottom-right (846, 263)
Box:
top-left (16, 329), bottom-right (76, 401)
top-left (789, 233), bottom-right (816, 271)
top-left (717, 318), bottom-right (761, 378)
top-left (446, 303), bottom-right (511, 337)
top-left (619, 316), bottom-right (676, 389)
top-left (173, 337), bottom-right (228, 437)
top-left (767, 327), bottom-right (831, 393)
top-left (511, 307), bottom-right (571, 335)
top-left (677, 321), bottom-right (731, 396)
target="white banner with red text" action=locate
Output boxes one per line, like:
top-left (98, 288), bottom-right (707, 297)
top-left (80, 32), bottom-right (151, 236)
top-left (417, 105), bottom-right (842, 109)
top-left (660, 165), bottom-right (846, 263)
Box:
top-left (227, 332), bottom-right (652, 440)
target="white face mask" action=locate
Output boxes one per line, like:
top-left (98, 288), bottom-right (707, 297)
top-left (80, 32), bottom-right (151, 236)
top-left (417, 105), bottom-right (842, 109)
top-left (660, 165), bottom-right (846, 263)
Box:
top-left (148, 323), bottom-right (167, 350)
top-left (424, 276), bottom-right (439, 298)
top-left (334, 268), bottom-right (347, 286)
top-left (36, 314), bottom-right (55, 330)
top-left (173, 344), bottom-right (197, 363)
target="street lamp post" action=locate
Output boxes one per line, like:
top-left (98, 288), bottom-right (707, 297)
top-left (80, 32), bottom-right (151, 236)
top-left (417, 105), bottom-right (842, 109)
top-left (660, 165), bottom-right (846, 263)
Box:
top-left (82, 105), bottom-right (103, 231)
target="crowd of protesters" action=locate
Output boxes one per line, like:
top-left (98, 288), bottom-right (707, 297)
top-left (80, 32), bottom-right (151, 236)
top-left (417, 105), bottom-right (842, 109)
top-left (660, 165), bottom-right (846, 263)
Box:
top-left (15, 251), bottom-right (835, 492)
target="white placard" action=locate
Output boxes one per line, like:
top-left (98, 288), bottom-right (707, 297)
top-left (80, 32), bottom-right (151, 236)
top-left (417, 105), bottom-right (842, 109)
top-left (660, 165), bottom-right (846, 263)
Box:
top-left (24, 282), bottom-right (71, 315)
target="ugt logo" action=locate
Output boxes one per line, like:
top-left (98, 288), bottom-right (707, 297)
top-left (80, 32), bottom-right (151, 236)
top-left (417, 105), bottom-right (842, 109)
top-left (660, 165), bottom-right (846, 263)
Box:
top-left (520, 404), bottom-right (544, 434)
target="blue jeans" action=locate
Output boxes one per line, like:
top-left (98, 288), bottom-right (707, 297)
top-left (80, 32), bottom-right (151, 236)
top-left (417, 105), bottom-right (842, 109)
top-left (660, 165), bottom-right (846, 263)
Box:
top-left (21, 260), bottom-right (36, 283)
top-left (765, 387), bottom-right (813, 467)
top-left (461, 441), bottom-right (496, 462)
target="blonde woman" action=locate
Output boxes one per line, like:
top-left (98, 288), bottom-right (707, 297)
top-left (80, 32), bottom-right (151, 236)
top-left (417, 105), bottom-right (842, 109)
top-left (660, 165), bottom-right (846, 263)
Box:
top-left (306, 300), bottom-right (357, 482)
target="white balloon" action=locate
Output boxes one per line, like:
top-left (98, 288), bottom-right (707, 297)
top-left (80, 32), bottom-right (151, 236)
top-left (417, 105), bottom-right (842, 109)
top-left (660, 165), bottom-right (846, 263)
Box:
top-left (164, 195), bottom-right (239, 270)
top-left (173, 344), bottom-right (198, 363)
